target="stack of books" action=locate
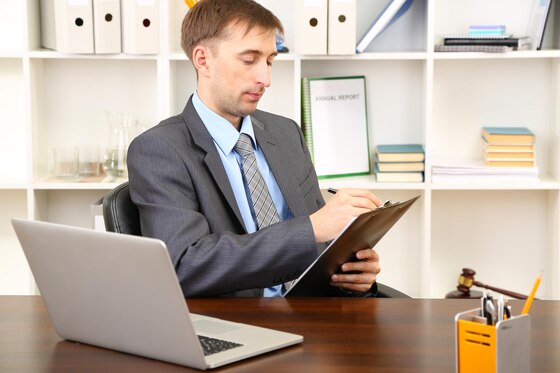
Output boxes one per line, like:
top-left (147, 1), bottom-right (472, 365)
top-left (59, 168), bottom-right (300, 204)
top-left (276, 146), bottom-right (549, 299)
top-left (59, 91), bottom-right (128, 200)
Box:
top-left (374, 144), bottom-right (424, 182)
top-left (436, 24), bottom-right (530, 53)
top-left (441, 34), bottom-right (530, 50)
top-left (431, 127), bottom-right (538, 184)
top-left (482, 127), bottom-right (536, 167)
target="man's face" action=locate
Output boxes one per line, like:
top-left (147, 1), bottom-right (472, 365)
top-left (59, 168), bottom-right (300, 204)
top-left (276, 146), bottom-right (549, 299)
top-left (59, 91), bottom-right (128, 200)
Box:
top-left (201, 24), bottom-right (278, 126)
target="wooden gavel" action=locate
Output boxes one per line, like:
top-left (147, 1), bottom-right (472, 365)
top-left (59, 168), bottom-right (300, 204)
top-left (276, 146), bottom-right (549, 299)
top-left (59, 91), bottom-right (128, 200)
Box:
top-left (455, 268), bottom-right (529, 300)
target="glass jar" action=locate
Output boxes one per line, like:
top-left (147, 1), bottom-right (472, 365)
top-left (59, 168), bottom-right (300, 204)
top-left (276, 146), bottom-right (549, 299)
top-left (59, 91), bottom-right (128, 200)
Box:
top-left (103, 112), bottom-right (139, 178)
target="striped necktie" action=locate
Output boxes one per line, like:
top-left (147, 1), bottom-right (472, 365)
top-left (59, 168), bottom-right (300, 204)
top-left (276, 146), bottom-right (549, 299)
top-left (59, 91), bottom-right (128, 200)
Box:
top-left (234, 133), bottom-right (280, 229)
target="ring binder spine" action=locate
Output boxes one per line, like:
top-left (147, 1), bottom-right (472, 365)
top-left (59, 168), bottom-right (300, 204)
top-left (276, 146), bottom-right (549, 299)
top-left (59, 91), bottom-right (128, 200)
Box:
top-left (301, 77), bottom-right (314, 162)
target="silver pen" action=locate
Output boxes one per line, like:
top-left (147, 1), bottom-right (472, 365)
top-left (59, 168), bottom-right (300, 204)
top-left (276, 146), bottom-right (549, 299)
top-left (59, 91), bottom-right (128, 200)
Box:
top-left (497, 294), bottom-right (504, 323)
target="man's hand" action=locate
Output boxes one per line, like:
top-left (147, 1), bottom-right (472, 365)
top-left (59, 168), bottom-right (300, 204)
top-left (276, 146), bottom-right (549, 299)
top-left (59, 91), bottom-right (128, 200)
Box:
top-left (329, 248), bottom-right (380, 293)
top-left (309, 188), bottom-right (382, 243)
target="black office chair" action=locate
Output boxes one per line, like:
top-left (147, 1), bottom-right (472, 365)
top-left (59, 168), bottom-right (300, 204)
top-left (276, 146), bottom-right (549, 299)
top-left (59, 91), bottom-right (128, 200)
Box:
top-left (376, 283), bottom-right (410, 298)
top-left (102, 182), bottom-right (410, 298)
top-left (103, 181), bottom-right (141, 236)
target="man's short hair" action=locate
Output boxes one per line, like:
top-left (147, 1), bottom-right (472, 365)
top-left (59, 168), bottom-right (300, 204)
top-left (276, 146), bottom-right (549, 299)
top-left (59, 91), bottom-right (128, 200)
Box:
top-left (181, 0), bottom-right (284, 60)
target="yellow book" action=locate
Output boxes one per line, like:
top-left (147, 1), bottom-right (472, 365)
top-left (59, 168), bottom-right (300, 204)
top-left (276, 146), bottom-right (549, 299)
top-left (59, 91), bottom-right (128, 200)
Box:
top-left (482, 127), bottom-right (535, 145)
top-left (484, 152), bottom-right (535, 160)
top-left (376, 161), bottom-right (425, 172)
top-left (485, 159), bottom-right (535, 167)
top-left (483, 141), bottom-right (534, 153)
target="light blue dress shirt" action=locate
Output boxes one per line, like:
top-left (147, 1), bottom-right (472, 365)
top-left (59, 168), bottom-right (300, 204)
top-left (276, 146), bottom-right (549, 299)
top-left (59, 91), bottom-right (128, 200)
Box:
top-left (192, 92), bottom-right (292, 297)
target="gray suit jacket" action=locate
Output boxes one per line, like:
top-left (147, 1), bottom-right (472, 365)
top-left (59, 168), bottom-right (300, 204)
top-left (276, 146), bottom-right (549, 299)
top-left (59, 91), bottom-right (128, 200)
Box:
top-left (127, 97), bottom-right (326, 297)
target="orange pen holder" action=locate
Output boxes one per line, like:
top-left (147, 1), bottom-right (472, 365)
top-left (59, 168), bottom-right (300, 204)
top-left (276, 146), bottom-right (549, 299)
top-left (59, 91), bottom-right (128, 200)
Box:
top-left (455, 308), bottom-right (530, 373)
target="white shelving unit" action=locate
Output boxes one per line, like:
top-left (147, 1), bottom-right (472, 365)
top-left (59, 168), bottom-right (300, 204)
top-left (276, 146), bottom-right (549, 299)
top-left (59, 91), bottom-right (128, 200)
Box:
top-left (1, 0), bottom-right (558, 299)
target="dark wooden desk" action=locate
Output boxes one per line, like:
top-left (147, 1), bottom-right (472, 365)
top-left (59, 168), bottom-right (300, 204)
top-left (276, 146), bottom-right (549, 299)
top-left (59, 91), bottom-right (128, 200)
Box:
top-left (1, 296), bottom-right (559, 372)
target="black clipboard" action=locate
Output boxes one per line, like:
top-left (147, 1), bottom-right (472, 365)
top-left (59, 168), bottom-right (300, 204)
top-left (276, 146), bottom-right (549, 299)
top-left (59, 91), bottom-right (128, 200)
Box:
top-left (284, 195), bottom-right (420, 297)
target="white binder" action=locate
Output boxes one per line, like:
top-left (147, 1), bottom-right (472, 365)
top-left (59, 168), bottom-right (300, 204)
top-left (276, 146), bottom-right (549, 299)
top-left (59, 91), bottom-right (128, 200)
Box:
top-left (297, 0), bottom-right (327, 55)
top-left (93, 0), bottom-right (121, 54)
top-left (121, 0), bottom-right (159, 54)
top-left (328, 0), bottom-right (356, 55)
top-left (40, 0), bottom-right (94, 54)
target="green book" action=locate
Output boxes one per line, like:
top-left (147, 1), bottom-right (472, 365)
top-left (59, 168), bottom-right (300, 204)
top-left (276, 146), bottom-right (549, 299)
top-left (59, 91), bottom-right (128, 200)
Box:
top-left (301, 76), bottom-right (370, 179)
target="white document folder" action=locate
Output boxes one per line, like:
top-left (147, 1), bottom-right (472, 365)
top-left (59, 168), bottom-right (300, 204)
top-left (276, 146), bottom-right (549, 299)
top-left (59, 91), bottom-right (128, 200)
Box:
top-left (121, 0), bottom-right (159, 54)
top-left (328, 0), bottom-right (356, 55)
top-left (302, 75), bottom-right (370, 178)
top-left (297, 0), bottom-right (327, 55)
top-left (93, 0), bottom-right (121, 53)
top-left (40, 0), bottom-right (94, 53)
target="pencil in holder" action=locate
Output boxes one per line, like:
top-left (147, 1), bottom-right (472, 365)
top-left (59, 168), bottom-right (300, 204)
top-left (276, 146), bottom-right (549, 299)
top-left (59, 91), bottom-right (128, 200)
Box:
top-left (455, 308), bottom-right (530, 373)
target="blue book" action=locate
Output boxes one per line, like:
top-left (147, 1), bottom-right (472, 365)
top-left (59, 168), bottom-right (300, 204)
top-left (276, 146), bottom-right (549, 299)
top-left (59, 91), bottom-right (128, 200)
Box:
top-left (482, 127), bottom-right (533, 135)
top-left (356, 0), bottom-right (414, 53)
top-left (469, 25), bottom-right (507, 35)
top-left (376, 144), bottom-right (424, 162)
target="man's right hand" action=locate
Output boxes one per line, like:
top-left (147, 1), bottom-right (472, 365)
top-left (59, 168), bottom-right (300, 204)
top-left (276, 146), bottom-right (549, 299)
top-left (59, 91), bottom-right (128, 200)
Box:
top-left (309, 188), bottom-right (382, 243)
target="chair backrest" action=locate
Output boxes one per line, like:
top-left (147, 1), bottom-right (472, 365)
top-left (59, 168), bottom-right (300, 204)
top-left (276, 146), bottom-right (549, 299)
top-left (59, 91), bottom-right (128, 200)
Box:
top-left (376, 283), bottom-right (411, 298)
top-left (103, 182), bottom-right (141, 236)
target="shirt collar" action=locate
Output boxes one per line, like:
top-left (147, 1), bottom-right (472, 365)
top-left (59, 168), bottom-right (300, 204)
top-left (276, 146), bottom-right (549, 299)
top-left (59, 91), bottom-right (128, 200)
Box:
top-left (192, 91), bottom-right (257, 155)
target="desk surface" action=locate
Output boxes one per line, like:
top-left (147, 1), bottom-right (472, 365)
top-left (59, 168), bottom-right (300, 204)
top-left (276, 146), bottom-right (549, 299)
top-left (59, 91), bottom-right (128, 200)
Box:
top-left (1, 296), bottom-right (559, 372)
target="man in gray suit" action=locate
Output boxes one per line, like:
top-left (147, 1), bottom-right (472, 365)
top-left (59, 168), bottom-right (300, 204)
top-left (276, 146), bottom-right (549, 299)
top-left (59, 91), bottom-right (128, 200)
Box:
top-left (127, 0), bottom-right (382, 298)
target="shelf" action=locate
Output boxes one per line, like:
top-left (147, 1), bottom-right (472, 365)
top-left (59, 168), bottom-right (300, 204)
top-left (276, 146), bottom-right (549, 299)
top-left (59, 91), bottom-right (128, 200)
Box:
top-left (1, 0), bottom-right (559, 299)
top-left (430, 175), bottom-right (559, 190)
top-left (431, 190), bottom-right (551, 297)
top-left (432, 50), bottom-right (560, 60)
top-left (0, 52), bottom-right (24, 58)
top-left (319, 176), bottom-right (559, 191)
top-left (28, 49), bottom-right (159, 60)
top-left (29, 58), bottom-right (159, 180)
top-left (168, 52), bottom-right (297, 61)
top-left (32, 189), bottom-right (108, 229)
top-left (0, 183), bottom-right (29, 190)
top-left (319, 175), bottom-right (425, 191)
top-left (301, 52), bottom-right (428, 61)
top-left (34, 175), bottom-right (126, 190)
top-left (169, 52), bottom-right (187, 61)
top-left (0, 0), bottom-right (25, 57)
top-left (0, 58), bottom-right (27, 185)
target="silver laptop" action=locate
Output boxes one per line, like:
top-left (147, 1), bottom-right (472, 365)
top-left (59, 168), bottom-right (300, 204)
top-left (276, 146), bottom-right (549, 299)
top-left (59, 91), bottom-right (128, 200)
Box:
top-left (11, 218), bottom-right (302, 370)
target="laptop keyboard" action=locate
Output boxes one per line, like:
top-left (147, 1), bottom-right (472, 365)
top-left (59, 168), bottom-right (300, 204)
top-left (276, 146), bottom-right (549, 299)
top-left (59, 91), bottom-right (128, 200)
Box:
top-left (197, 335), bottom-right (244, 356)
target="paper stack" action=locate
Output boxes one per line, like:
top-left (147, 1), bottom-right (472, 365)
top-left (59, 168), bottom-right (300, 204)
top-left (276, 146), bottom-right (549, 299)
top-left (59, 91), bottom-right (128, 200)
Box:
top-left (431, 157), bottom-right (539, 183)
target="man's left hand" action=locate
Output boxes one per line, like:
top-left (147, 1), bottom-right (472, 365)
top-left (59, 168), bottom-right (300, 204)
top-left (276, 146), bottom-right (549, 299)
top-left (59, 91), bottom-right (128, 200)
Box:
top-left (329, 248), bottom-right (380, 293)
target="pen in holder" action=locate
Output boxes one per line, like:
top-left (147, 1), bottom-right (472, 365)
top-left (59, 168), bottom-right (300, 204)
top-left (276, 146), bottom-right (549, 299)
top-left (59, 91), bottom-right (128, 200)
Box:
top-left (455, 308), bottom-right (530, 373)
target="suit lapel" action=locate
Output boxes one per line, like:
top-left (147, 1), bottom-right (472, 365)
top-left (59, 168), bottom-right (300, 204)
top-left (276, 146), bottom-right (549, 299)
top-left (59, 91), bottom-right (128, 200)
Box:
top-left (252, 116), bottom-right (308, 218)
top-left (182, 99), bottom-right (247, 231)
